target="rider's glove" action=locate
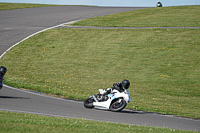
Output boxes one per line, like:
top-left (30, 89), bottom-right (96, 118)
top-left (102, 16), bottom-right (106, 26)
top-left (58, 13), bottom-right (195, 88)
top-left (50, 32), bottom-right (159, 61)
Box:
top-left (105, 88), bottom-right (112, 94)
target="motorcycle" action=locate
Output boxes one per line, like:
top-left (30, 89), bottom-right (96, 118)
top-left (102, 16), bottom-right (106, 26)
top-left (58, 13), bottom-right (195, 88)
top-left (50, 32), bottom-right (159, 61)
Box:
top-left (157, 1), bottom-right (163, 7)
top-left (84, 89), bottom-right (131, 112)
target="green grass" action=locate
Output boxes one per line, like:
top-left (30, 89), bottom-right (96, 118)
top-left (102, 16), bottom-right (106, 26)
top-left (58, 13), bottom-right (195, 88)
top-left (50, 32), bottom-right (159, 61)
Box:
top-left (72, 5), bottom-right (200, 27)
top-left (0, 28), bottom-right (199, 118)
top-left (0, 3), bottom-right (64, 11)
top-left (0, 111), bottom-right (196, 133)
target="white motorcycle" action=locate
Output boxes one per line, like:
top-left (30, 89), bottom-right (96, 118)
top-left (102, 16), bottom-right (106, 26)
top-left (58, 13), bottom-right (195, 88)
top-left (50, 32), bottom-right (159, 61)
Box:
top-left (84, 89), bottom-right (131, 112)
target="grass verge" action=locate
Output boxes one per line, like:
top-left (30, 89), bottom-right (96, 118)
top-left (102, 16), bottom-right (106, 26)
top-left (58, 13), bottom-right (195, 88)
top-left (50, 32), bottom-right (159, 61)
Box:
top-left (0, 2), bottom-right (71, 11)
top-left (0, 111), bottom-right (196, 133)
top-left (0, 3), bottom-right (61, 11)
top-left (0, 28), bottom-right (199, 118)
top-left (71, 5), bottom-right (200, 27)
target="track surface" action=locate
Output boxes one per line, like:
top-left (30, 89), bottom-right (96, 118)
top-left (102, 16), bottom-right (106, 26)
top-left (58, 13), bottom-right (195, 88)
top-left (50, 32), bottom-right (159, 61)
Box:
top-left (0, 6), bottom-right (199, 131)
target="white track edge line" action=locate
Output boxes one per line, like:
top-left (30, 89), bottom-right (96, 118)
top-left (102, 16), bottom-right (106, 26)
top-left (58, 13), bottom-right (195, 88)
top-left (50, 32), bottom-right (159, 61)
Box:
top-left (0, 20), bottom-right (79, 59)
top-left (0, 108), bottom-right (78, 119)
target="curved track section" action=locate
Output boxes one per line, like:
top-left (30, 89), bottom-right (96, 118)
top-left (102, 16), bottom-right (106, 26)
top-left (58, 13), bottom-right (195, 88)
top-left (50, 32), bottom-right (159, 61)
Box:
top-left (0, 6), bottom-right (199, 131)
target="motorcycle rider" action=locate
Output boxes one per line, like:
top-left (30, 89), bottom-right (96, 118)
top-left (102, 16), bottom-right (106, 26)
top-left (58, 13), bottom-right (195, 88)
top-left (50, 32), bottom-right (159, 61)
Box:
top-left (100, 79), bottom-right (130, 95)
top-left (157, 1), bottom-right (162, 7)
top-left (0, 66), bottom-right (7, 89)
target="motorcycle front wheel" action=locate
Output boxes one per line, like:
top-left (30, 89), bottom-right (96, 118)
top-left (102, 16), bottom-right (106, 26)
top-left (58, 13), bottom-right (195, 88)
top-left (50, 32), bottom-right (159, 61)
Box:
top-left (84, 96), bottom-right (95, 108)
top-left (110, 99), bottom-right (127, 112)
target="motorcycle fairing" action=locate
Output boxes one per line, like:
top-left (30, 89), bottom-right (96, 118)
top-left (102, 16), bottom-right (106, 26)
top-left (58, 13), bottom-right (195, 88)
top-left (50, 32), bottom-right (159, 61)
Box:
top-left (93, 90), bottom-right (130, 110)
top-left (93, 98), bottom-right (112, 110)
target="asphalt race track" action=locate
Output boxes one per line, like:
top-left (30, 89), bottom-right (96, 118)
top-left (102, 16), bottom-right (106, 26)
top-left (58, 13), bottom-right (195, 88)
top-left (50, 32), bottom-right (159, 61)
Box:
top-left (0, 6), bottom-right (199, 131)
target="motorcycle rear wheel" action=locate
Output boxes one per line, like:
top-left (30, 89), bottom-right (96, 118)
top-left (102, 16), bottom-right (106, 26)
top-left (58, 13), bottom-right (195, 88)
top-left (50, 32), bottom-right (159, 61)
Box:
top-left (110, 99), bottom-right (127, 112)
top-left (84, 96), bottom-right (95, 108)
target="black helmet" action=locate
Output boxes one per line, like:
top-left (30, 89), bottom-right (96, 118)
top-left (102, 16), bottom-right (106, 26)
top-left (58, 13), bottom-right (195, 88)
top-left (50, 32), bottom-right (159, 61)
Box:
top-left (0, 66), bottom-right (7, 75)
top-left (122, 79), bottom-right (130, 89)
